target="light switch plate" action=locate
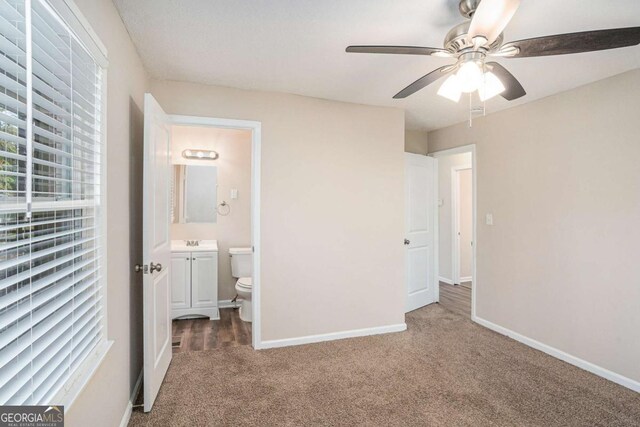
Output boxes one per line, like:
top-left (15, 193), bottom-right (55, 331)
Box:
top-left (230, 189), bottom-right (238, 199)
top-left (486, 213), bottom-right (494, 226)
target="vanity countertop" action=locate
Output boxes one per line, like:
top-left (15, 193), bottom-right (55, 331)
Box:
top-left (171, 240), bottom-right (218, 252)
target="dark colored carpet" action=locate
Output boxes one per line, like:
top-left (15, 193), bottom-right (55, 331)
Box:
top-left (130, 304), bottom-right (640, 426)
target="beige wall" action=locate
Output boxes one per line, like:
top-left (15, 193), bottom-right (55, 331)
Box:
top-left (151, 80), bottom-right (406, 341)
top-left (66, 0), bottom-right (148, 426)
top-left (429, 69), bottom-right (640, 383)
top-left (459, 169), bottom-right (472, 280)
top-left (405, 129), bottom-right (428, 154)
top-left (436, 152), bottom-right (472, 282)
top-left (170, 125), bottom-right (252, 300)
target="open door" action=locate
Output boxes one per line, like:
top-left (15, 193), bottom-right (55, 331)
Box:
top-left (142, 94), bottom-right (172, 412)
top-left (404, 153), bottom-right (438, 312)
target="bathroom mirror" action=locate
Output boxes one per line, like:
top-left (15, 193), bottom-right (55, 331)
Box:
top-left (172, 165), bottom-right (218, 224)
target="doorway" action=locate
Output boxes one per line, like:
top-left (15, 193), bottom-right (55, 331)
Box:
top-left (167, 114), bottom-right (262, 347)
top-left (431, 145), bottom-right (476, 319)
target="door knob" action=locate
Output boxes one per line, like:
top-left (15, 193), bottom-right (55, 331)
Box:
top-left (404, 239), bottom-right (410, 245)
top-left (150, 262), bottom-right (163, 273)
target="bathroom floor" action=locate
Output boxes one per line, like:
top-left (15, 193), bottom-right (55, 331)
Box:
top-left (171, 308), bottom-right (252, 353)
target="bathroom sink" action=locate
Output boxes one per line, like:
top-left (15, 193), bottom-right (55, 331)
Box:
top-left (171, 240), bottom-right (218, 252)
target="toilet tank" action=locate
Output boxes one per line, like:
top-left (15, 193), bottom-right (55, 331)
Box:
top-left (229, 247), bottom-right (252, 278)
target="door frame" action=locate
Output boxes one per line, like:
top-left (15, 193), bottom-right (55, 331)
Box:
top-left (451, 164), bottom-right (472, 285)
top-left (168, 114), bottom-right (262, 349)
top-left (430, 144), bottom-right (477, 319)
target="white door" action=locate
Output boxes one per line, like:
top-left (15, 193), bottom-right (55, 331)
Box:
top-left (170, 253), bottom-right (191, 310)
top-left (191, 252), bottom-right (218, 308)
top-left (405, 153), bottom-right (438, 312)
top-left (142, 93), bottom-right (172, 412)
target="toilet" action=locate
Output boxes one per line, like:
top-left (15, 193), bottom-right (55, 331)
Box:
top-left (229, 247), bottom-right (253, 322)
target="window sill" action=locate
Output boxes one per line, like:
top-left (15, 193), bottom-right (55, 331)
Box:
top-left (52, 339), bottom-right (114, 412)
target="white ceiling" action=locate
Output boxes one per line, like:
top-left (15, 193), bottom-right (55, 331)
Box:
top-left (113, 0), bottom-right (640, 131)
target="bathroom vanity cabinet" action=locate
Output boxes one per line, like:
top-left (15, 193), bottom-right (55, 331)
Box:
top-left (171, 240), bottom-right (219, 319)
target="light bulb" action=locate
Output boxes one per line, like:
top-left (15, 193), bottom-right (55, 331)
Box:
top-left (478, 71), bottom-right (506, 101)
top-left (196, 151), bottom-right (204, 158)
top-left (437, 74), bottom-right (462, 103)
top-left (457, 61), bottom-right (483, 93)
top-left (184, 150), bottom-right (192, 157)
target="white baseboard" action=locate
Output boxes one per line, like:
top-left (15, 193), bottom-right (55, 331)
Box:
top-left (119, 370), bottom-right (143, 427)
top-left (258, 323), bottom-right (407, 350)
top-left (459, 276), bottom-right (472, 283)
top-left (474, 316), bottom-right (640, 393)
top-left (218, 298), bottom-right (243, 309)
top-left (439, 276), bottom-right (453, 285)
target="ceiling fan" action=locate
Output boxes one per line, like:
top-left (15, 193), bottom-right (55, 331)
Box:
top-left (346, 0), bottom-right (640, 103)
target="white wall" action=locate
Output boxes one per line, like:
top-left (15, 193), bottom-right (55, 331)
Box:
top-left (429, 69), bottom-right (640, 384)
top-left (65, 0), bottom-right (148, 426)
top-left (436, 152), bottom-right (472, 283)
top-left (151, 80), bottom-right (406, 342)
top-left (170, 125), bottom-right (252, 300)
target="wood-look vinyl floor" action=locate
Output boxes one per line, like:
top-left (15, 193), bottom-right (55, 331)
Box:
top-left (171, 308), bottom-right (252, 353)
top-left (438, 281), bottom-right (471, 318)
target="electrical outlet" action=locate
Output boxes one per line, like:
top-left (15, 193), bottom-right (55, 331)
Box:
top-left (230, 189), bottom-right (238, 199)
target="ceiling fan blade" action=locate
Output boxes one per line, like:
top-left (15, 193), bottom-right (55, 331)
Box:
top-left (468, 0), bottom-right (520, 45)
top-left (346, 45), bottom-right (453, 58)
top-left (498, 27), bottom-right (640, 58)
top-left (486, 62), bottom-right (526, 101)
top-left (393, 65), bottom-right (454, 99)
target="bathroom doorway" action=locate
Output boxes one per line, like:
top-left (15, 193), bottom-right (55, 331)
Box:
top-left (167, 114), bottom-right (262, 349)
top-left (431, 145), bottom-right (476, 319)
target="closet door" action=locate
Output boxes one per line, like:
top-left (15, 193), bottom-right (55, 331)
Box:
top-left (170, 253), bottom-right (191, 310)
top-left (191, 252), bottom-right (218, 308)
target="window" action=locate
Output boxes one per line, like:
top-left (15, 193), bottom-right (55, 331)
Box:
top-left (0, 0), bottom-right (107, 405)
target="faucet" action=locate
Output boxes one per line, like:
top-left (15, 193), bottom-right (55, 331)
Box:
top-left (185, 240), bottom-right (199, 247)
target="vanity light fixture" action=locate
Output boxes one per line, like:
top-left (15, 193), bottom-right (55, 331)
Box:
top-left (182, 149), bottom-right (219, 160)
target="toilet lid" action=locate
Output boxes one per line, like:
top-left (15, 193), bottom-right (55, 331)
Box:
top-left (237, 277), bottom-right (252, 288)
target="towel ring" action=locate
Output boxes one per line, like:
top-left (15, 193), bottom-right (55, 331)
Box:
top-left (217, 201), bottom-right (231, 216)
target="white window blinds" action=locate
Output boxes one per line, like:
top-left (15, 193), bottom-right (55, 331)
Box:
top-left (0, 0), bottom-right (105, 405)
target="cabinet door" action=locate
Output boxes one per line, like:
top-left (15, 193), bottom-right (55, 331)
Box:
top-left (171, 253), bottom-right (191, 309)
top-left (191, 251), bottom-right (218, 308)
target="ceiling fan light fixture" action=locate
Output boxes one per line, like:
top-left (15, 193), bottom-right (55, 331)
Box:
top-left (437, 75), bottom-right (462, 103)
top-left (457, 61), bottom-right (483, 93)
top-left (478, 71), bottom-right (506, 101)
